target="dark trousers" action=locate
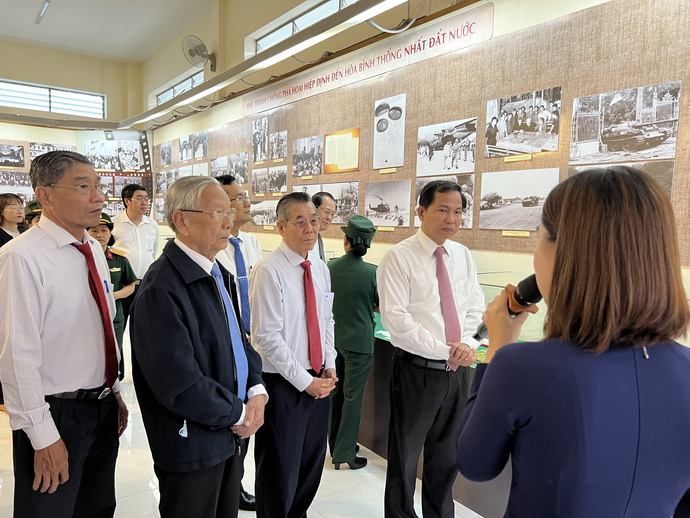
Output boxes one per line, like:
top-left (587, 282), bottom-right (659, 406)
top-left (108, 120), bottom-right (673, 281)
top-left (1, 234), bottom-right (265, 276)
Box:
top-left (675, 488), bottom-right (690, 517)
top-left (255, 373), bottom-right (330, 518)
top-left (384, 351), bottom-right (470, 518)
top-left (154, 449), bottom-right (243, 518)
top-left (114, 324), bottom-right (125, 381)
top-left (328, 349), bottom-right (373, 463)
top-left (13, 395), bottom-right (119, 518)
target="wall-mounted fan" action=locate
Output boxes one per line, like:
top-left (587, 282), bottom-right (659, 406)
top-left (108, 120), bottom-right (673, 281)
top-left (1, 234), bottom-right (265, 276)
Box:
top-left (182, 35), bottom-right (216, 72)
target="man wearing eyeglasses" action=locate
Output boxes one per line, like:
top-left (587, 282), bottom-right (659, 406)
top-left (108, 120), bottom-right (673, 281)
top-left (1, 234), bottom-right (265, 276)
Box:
top-left (0, 151), bottom-right (128, 517)
top-left (112, 183), bottom-right (159, 329)
top-left (130, 176), bottom-right (266, 518)
top-left (250, 192), bottom-right (337, 518)
top-left (311, 192), bottom-right (336, 263)
top-left (214, 174), bottom-right (262, 512)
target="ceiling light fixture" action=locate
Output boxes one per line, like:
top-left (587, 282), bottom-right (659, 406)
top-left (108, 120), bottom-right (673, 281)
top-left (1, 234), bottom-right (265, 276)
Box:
top-left (35, 1), bottom-right (51, 25)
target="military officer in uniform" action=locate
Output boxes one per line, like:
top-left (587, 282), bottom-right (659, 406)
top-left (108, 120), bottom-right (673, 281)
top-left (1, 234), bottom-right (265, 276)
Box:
top-left (327, 215), bottom-right (378, 470)
top-left (24, 200), bottom-right (42, 228)
top-left (88, 213), bottom-right (138, 380)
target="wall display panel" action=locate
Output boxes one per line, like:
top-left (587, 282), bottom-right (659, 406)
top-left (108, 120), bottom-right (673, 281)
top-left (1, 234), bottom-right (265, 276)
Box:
top-left (193, 130), bottom-right (208, 159)
top-left (324, 128), bottom-right (360, 174)
top-left (364, 179), bottom-right (411, 227)
top-left (479, 168), bottom-right (559, 231)
top-left (160, 141), bottom-right (172, 167)
top-left (211, 156), bottom-right (228, 177)
top-left (252, 168), bottom-right (268, 194)
top-left (0, 139), bottom-right (76, 175)
top-left (269, 165), bottom-right (288, 193)
top-left (417, 118), bottom-right (477, 177)
top-left (485, 87), bottom-right (562, 158)
top-left (251, 200), bottom-right (278, 226)
top-left (293, 135), bottom-right (324, 177)
top-left (569, 81), bottom-right (681, 165)
top-left (373, 94), bottom-right (406, 169)
top-left (179, 135), bottom-right (192, 162)
top-left (252, 118), bottom-right (269, 162)
top-left (414, 175), bottom-right (475, 229)
top-left (30, 143), bottom-right (73, 161)
top-left (80, 131), bottom-right (151, 173)
top-left (229, 152), bottom-right (250, 184)
top-left (568, 161), bottom-right (675, 200)
top-left (293, 180), bottom-right (360, 224)
top-left (270, 131), bottom-right (288, 160)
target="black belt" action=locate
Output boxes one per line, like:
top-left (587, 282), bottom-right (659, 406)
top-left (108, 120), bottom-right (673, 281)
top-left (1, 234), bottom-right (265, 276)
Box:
top-left (398, 350), bottom-right (452, 371)
top-left (47, 383), bottom-right (112, 401)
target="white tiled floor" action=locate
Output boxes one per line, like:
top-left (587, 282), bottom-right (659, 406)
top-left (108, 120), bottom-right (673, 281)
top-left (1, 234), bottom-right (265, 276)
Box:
top-left (0, 379), bottom-right (483, 518)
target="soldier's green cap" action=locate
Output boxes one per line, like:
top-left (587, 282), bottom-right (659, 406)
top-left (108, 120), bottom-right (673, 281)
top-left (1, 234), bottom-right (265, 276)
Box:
top-left (98, 212), bottom-right (114, 230)
top-left (340, 215), bottom-right (376, 247)
top-left (24, 200), bottom-right (42, 216)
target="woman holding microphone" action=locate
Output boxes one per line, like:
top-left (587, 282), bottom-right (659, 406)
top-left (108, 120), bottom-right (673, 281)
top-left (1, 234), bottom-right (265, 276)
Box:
top-left (457, 166), bottom-right (690, 517)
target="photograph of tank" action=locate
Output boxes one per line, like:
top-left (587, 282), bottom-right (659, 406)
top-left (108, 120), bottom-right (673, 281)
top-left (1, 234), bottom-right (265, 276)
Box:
top-left (569, 81), bottom-right (681, 165)
top-left (414, 175), bottom-right (475, 228)
top-left (485, 87), bottom-right (562, 158)
top-left (364, 179), bottom-right (411, 227)
top-left (416, 118), bottom-right (477, 177)
top-left (292, 181), bottom-right (359, 224)
top-left (373, 94), bottom-right (406, 169)
top-left (250, 200), bottom-right (278, 226)
top-left (479, 168), bottom-right (560, 231)
top-left (568, 161), bottom-right (675, 199)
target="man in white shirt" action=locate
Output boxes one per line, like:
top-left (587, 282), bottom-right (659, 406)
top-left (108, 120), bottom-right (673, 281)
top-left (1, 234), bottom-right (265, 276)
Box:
top-left (378, 180), bottom-right (485, 518)
top-left (214, 174), bottom-right (262, 512)
top-left (250, 192), bottom-right (337, 518)
top-left (311, 191), bottom-right (336, 263)
top-left (112, 183), bottom-right (159, 325)
top-left (0, 151), bottom-right (128, 517)
top-left (130, 176), bottom-right (267, 518)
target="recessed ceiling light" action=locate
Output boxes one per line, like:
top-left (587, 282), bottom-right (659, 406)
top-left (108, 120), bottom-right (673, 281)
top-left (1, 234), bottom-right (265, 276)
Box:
top-left (35, 1), bottom-right (51, 25)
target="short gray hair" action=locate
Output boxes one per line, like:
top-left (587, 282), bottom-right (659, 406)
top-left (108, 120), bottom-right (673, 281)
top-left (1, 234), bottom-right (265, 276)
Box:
top-left (29, 151), bottom-right (92, 190)
top-left (276, 191), bottom-right (314, 223)
top-left (165, 176), bottom-right (220, 233)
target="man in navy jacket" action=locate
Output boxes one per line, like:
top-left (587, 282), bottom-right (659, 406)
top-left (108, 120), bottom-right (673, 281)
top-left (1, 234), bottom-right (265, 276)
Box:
top-left (130, 176), bottom-right (266, 518)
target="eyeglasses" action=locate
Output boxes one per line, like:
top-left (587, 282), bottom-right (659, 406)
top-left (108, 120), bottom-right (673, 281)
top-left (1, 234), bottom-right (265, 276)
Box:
top-left (228, 195), bottom-right (251, 204)
top-left (181, 208), bottom-right (236, 221)
top-left (290, 216), bottom-right (320, 229)
top-left (49, 183), bottom-right (108, 196)
top-left (129, 196), bottom-right (150, 203)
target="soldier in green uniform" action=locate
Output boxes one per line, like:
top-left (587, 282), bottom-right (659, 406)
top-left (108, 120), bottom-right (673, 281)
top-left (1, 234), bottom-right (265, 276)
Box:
top-left (87, 213), bottom-right (138, 380)
top-left (328, 215), bottom-right (378, 470)
top-left (23, 200), bottom-right (42, 228)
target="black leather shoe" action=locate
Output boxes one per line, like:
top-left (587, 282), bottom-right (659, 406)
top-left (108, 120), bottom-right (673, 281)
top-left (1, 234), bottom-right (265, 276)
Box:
top-left (239, 488), bottom-right (256, 511)
top-left (334, 456), bottom-right (368, 470)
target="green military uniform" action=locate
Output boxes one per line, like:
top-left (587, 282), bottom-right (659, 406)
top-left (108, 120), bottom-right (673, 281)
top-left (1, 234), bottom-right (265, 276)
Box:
top-left (327, 216), bottom-right (378, 465)
top-left (24, 200), bottom-right (42, 227)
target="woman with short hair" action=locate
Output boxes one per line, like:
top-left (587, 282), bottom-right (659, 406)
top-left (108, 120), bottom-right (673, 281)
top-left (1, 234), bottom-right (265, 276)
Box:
top-left (457, 166), bottom-right (690, 517)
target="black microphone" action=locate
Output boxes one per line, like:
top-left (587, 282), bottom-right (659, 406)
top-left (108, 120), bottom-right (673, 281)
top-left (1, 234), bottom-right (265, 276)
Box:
top-left (473, 274), bottom-right (542, 341)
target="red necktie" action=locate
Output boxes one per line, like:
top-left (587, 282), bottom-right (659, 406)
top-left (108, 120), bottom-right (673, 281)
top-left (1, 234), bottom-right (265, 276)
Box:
top-left (301, 261), bottom-right (323, 373)
top-left (434, 247), bottom-right (461, 372)
top-left (73, 242), bottom-right (119, 389)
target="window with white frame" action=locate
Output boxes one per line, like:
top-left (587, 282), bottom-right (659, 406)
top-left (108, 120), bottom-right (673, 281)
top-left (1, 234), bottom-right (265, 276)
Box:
top-left (0, 79), bottom-right (106, 119)
top-left (157, 71), bottom-right (204, 106)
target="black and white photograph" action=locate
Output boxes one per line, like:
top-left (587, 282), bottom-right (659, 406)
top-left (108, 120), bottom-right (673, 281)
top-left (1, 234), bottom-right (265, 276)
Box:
top-left (178, 165), bottom-right (193, 178)
top-left (252, 168), bottom-right (268, 194)
top-left (100, 176), bottom-right (114, 198)
top-left (193, 162), bottom-right (208, 177)
top-left (250, 200), bottom-right (278, 226)
top-left (166, 169), bottom-right (178, 190)
top-left (569, 81), bottom-right (681, 165)
top-left (30, 143), bottom-right (72, 161)
top-left (0, 145), bottom-right (25, 168)
top-left (270, 130), bottom-right (288, 160)
top-left (118, 141), bottom-right (141, 171)
top-left (416, 118), bottom-right (477, 177)
top-left (155, 172), bottom-right (167, 194)
top-left (229, 152), bottom-right (249, 183)
top-left (154, 198), bottom-right (165, 221)
top-left (252, 117), bottom-right (268, 162)
top-left (268, 165), bottom-right (288, 193)
top-left (568, 161), bottom-right (675, 199)
top-left (0, 171), bottom-right (31, 188)
top-left (373, 93), bottom-right (406, 169)
top-left (193, 130), bottom-right (208, 159)
top-left (364, 179), bottom-right (411, 227)
top-left (85, 140), bottom-right (119, 170)
top-left (485, 87), bottom-right (562, 157)
top-left (179, 135), bottom-right (192, 162)
top-left (210, 156), bottom-right (228, 177)
top-left (414, 175), bottom-right (475, 228)
top-left (160, 141), bottom-right (172, 166)
top-left (293, 181), bottom-right (360, 224)
top-left (114, 175), bottom-right (140, 198)
top-left (103, 201), bottom-right (121, 218)
top-left (479, 168), bottom-right (560, 231)
top-left (292, 135), bottom-right (323, 177)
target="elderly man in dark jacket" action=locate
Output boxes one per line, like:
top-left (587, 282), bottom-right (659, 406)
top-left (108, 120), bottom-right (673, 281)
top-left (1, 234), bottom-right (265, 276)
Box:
top-left (130, 176), bottom-right (266, 518)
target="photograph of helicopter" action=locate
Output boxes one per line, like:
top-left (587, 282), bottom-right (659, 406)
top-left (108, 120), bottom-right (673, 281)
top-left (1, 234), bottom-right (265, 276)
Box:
top-left (364, 179), bottom-right (411, 227)
top-left (416, 118), bottom-right (477, 177)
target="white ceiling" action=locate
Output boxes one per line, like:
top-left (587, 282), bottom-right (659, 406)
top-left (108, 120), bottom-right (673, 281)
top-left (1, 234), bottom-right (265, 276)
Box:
top-left (0, 0), bottom-right (214, 62)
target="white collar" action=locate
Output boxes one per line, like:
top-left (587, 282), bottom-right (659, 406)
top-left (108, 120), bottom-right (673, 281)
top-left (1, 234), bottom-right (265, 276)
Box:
top-left (174, 237), bottom-right (215, 275)
top-left (38, 214), bottom-right (95, 248)
top-left (416, 228), bottom-right (446, 258)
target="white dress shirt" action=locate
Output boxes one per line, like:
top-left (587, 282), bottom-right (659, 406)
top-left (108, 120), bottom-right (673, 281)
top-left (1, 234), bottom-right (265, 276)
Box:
top-left (249, 241), bottom-right (336, 392)
top-left (111, 211), bottom-right (160, 278)
top-left (215, 230), bottom-right (262, 318)
top-left (173, 238), bottom-right (267, 425)
top-left (377, 228), bottom-right (485, 360)
top-left (0, 216), bottom-right (121, 450)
